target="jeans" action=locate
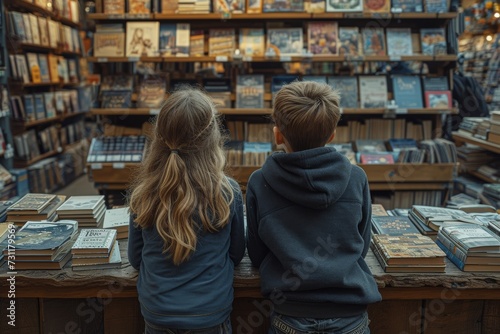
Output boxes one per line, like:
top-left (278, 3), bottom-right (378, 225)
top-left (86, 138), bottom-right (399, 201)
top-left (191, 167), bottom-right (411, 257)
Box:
top-left (268, 311), bottom-right (370, 334)
top-left (144, 317), bottom-right (232, 334)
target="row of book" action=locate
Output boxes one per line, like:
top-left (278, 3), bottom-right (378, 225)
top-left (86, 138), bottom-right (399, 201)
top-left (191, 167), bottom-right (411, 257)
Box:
top-left (95, 0), bottom-right (452, 14)
top-left (458, 112), bottom-right (500, 145)
top-left (9, 53), bottom-right (86, 85)
top-left (86, 136), bottom-right (146, 163)
top-left (19, 0), bottom-right (81, 23)
top-left (7, 11), bottom-right (84, 53)
top-left (373, 191), bottom-right (444, 210)
top-left (13, 127), bottom-right (60, 161)
top-left (454, 176), bottom-right (500, 209)
top-left (94, 22), bottom-right (449, 58)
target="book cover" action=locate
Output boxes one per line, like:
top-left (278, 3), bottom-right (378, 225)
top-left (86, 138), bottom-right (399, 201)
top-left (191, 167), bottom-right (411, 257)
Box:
top-left (372, 204), bottom-right (388, 216)
top-left (363, 0), bottom-right (390, 12)
top-left (104, 0), bottom-right (126, 13)
top-left (386, 28), bottom-right (412, 56)
top-left (57, 195), bottom-right (105, 213)
top-left (263, 0), bottom-right (304, 12)
top-left (101, 91), bottom-right (132, 108)
top-left (338, 27), bottom-right (362, 56)
top-left (72, 241), bottom-right (122, 270)
top-left (103, 207), bottom-right (130, 231)
top-left (420, 28), bottom-right (446, 55)
top-left (271, 75), bottom-right (299, 103)
top-left (37, 54), bottom-right (50, 83)
top-left (43, 92), bottom-right (56, 118)
top-left (33, 94), bottom-right (46, 119)
top-left (48, 20), bottom-right (60, 49)
top-left (362, 28), bottom-right (386, 56)
top-left (359, 76), bottom-right (387, 108)
top-left (239, 28), bottom-right (265, 57)
top-left (391, 0), bottom-right (423, 12)
top-left (424, 0), bottom-right (448, 13)
top-left (354, 139), bottom-right (386, 152)
top-left (137, 75), bottom-right (167, 108)
top-left (161, 0), bottom-right (178, 13)
top-left (422, 76), bottom-right (449, 91)
top-left (47, 54), bottom-right (59, 83)
top-left (37, 17), bottom-right (50, 46)
top-left (236, 75), bottom-right (265, 109)
top-left (371, 243), bottom-right (445, 272)
top-left (327, 76), bottom-right (358, 108)
top-left (29, 14), bottom-right (41, 45)
top-left (213, 0), bottom-right (246, 13)
top-left (23, 95), bottom-right (36, 121)
top-left (360, 153), bottom-right (395, 164)
top-left (267, 28), bottom-right (303, 56)
top-left (26, 53), bottom-right (41, 83)
top-left (190, 30), bottom-right (205, 56)
top-left (0, 221), bottom-right (76, 251)
top-left (94, 33), bottom-right (125, 57)
top-left (440, 223), bottom-right (500, 253)
top-left (22, 14), bottom-right (33, 44)
top-left (307, 22), bottom-right (338, 55)
top-left (392, 75), bottom-right (423, 108)
top-left (11, 12), bottom-right (27, 42)
top-left (388, 138), bottom-right (417, 151)
top-left (159, 23), bottom-right (190, 56)
top-left (209, 29), bottom-right (236, 56)
top-left (425, 91), bottom-right (452, 108)
top-left (126, 21), bottom-right (159, 57)
top-left (16, 55), bottom-right (30, 84)
top-left (8, 193), bottom-right (56, 213)
top-left (128, 0), bottom-right (151, 13)
top-left (372, 216), bottom-right (421, 235)
top-left (72, 229), bottom-right (117, 253)
top-left (247, 0), bottom-right (262, 13)
top-left (326, 0), bottom-right (362, 11)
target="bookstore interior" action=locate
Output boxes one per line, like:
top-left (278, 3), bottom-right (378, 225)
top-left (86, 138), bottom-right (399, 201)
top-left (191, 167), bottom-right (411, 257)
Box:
top-left (1, 0), bottom-right (500, 333)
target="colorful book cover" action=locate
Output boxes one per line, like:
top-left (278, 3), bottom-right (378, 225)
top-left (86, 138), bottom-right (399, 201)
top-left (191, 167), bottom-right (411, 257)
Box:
top-left (425, 91), bottom-right (452, 108)
top-left (328, 76), bottom-right (358, 108)
top-left (373, 233), bottom-right (445, 263)
top-left (44, 92), bottom-right (56, 118)
top-left (23, 95), bottom-right (36, 121)
top-left (0, 221), bottom-right (76, 250)
top-left (236, 75), bottom-right (264, 109)
top-left (263, 0), bottom-right (304, 12)
top-left (362, 28), bottom-right (386, 56)
top-left (209, 29), bottom-right (236, 56)
top-left (8, 193), bottom-right (56, 213)
top-left (159, 23), bottom-right (190, 56)
top-left (307, 22), bottom-right (339, 55)
top-left (37, 54), bottom-right (51, 83)
top-left (422, 76), bottom-right (449, 91)
top-left (354, 139), bottom-right (387, 152)
top-left (440, 223), bottom-right (500, 253)
top-left (360, 153), bottom-right (395, 164)
top-left (101, 91), bottom-right (132, 108)
top-left (213, 0), bottom-right (246, 13)
top-left (372, 216), bottom-right (421, 235)
top-left (386, 28), bottom-right (412, 56)
top-left (392, 75), bottom-right (423, 108)
top-left (363, 0), bottom-right (390, 12)
top-left (359, 75), bottom-right (387, 108)
top-left (424, 0), bottom-right (448, 13)
top-left (137, 75), bottom-right (167, 108)
top-left (94, 33), bottom-right (125, 57)
top-left (128, 0), bottom-right (151, 13)
top-left (126, 21), bottom-right (159, 57)
top-left (34, 94), bottom-right (46, 119)
top-left (420, 28), bottom-right (447, 55)
top-left (239, 28), bottom-right (265, 57)
top-left (190, 30), bottom-right (205, 56)
top-left (338, 27), bottom-right (362, 56)
top-left (267, 28), bottom-right (303, 56)
top-left (72, 228), bottom-right (117, 253)
top-left (326, 0), bottom-right (362, 11)
top-left (26, 53), bottom-right (41, 83)
top-left (104, 0), bottom-right (126, 13)
top-left (391, 0), bottom-right (423, 12)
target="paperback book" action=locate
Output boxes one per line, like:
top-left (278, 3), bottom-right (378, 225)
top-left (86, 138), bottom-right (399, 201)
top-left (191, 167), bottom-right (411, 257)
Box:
top-left (359, 76), bottom-right (388, 108)
top-left (307, 22), bottom-right (338, 55)
top-left (236, 75), bottom-right (265, 109)
top-left (363, 0), bottom-right (390, 12)
top-left (425, 91), bottom-right (452, 108)
top-left (371, 216), bottom-right (421, 235)
top-left (72, 228), bottom-right (117, 254)
top-left (338, 27), bottom-right (362, 56)
top-left (362, 28), bottom-right (386, 56)
top-left (392, 75), bottom-right (424, 108)
top-left (159, 23), bottom-right (190, 57)
top-left (94, 33), bottom-right (125, 57)
top-left (209, 29), bottom-right (236, 56)
top-left (266, 28), bottom-right (303, 56)
top-left (239, 28), bottom-right (265, 57)
top-left (326, 0), bottom-right (362, 12)
top-left (386, 28), bottom-right (412, 56)
top-left (391, 0), bottom-right (423, 12)
top-left (420, 28), bottom-right (447, 55)
top-left (126, 21), bottom-right (159, 57)
top-left (327, 76), bottom-right (358, 108)
top-left (263, 0), bottom-right (304, 12)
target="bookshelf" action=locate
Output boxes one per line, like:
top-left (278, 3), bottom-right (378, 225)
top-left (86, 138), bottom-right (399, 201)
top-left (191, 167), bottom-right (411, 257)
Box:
top-left (4, 0), bottom-right (92, 194)
top-left (0, 1), bottom-right (13, 173)
top-left (86, 3), bottom-right (460, 207)
top-left (453, 132), bottom-right (500, 155)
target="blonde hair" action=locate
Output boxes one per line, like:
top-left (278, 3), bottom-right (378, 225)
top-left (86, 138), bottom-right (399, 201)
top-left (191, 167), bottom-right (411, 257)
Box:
top-left (129, 87), bottom-right (234, 265)
top-left (273, 81), bottom-right (341, 151)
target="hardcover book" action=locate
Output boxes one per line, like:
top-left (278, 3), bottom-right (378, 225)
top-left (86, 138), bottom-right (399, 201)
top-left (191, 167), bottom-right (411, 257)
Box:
top-left (48, 20), bottom-right (60, 49)
top-left (128, 0), bottom-right (151, 13)
top-left (307, 22), bottom-right (338, 55)
top-left (359, 76), bottom-right (388, 108)
top-left (48, 54), bottom-right (60, 83)
top-left (126, 21), bottom-right (159, 57)
top-left (72, 229), bottom-right (117, 254)
top-left (209, 29), bottom-right (236, 56)
top-left (327, 76), bottom-right (358, 108)
top-left (354, 139), bottom-right (386, 152)
top-left (326, 0), bottom-right (362, 11)
top-left (371, 216), bottom-right (421, 235)
top-left (43, 92), bottom-right (56, 118)
top-left (386, 28), bottom-right (412, 56)
top-left (422, 76), bottom-right (449, 91)
top-left (101, 91), bottom-right (132, 108)
top-left (440, 223), bottom-right (500, 253)
top-left (16, 54), bottom-right (30, 84)
top-left (72, 241), bottom-right (122, 270)
top-left (57, 195), bottom-right (105, 214)
top-left (372, 204), bottom-right (388, 216)
top-left (239, 28), bottom-right (265, 57)
top-left (391, 0), bottom-right (423, 12)
top-left (425, 91), bottom-right (452, 108)
top-left (26, 53), bottom-right (41, 83)
top-left (23, 95), bottom-right (36, 121)
top-left (159, 23), bottom-right (190, 56)
top-left (8, 193), bottom-right (56, 214)
top-left (338, 27), bottom-right (362, 56)
top-left (271, 75), bottom-right (299, 103)
top-left (424, 0), bottom-right (448, 12)
top-left (236, 75), bottom-right (265, 109)
top-left (37, 17), bottom-right (49, 46)
top-left (11, 12), bottom-right (27, 42)
top-left (161, 0), bottom-right (178, 13)
top-left (29, 14), bottom-right (41, 45)
top-left (392, 75), bottom-right (423, 108)
top-left (362, 28), bottom-right (386, 56)
top-left (267, 28), bottom-right (303, 56)
top-left (33, 94), bottom-right (46, 119)
top-left (435, 239), bottom-right (500, 272)
top-left (94, 33), bottom-right (125, 57)
top-left (363, 0), bottom-right (390, 12)
top-left (420, 28), bottom-right (446, 55)
top-left (22, 14), bottom-right (33, 44)
top-left (263, 0), bottom-right (304, 12)
top-left (103, 207), bottom-right (130, 232)
top-left (190, 30), bottom-right (205, 56)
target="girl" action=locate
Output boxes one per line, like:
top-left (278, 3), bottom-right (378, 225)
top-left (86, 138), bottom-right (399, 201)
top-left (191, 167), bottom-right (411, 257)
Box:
top-left (128, 87), bottom-right (245, 334)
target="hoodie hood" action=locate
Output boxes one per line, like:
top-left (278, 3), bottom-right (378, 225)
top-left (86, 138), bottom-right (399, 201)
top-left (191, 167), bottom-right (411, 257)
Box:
top-left (261, 147), bottom-right (352, 209)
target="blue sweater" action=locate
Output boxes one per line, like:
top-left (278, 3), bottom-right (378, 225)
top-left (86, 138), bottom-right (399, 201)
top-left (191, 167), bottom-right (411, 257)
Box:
top-left (128, 179), bottom-right (245, 329)
top-left (246, 147), bottom-right (382, 318)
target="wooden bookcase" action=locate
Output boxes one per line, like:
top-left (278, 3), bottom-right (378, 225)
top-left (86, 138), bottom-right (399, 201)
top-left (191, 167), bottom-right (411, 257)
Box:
top-left (87, 9), bottom-right (459, 207)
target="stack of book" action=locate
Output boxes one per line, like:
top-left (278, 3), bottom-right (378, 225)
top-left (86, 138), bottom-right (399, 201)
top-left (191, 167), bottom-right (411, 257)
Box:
top-left (436, 223), bottom-right (500, 272)
top-left (71, 229), bottom-right (121, 271)
top-left (488, 112), bottom-right (500, 145)
top-left (371, 233), bottom-right (446, 273)
top-left (102, 207), bottom-right (130, 240)
top-left (56, 196), bottom-right (106, 228)
top-left (482, 184), bottom-right (500, 208)
top-left (6, 193), bottom-right (66, 226)
top-left (408, 205), bottom-right (473, 238)
top-left (0, 220), bottom-right (77, 270)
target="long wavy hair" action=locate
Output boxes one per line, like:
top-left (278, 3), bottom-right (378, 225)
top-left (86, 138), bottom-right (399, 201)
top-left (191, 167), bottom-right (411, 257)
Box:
top-left (129, 87), bottom-right (234, 265)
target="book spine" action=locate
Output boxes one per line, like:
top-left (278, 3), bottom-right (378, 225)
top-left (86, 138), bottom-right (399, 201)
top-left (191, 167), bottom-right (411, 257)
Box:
top-left (436, 232), bottom-right (468, 263)
top-left (435, 239), bottom-right (465, 271)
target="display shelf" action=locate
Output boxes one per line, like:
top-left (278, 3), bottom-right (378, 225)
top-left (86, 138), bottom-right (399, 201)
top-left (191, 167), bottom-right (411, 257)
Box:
top-left (60, 111), bottom-right (88, 121)
top-left (87, 162), bottom-right (140, 184)
top-left (5, 0), bottom-right (55, 19)
top-left (11, 116), bottom-right (61, 131)
top-left (90, 108), bottom-right (154, 116)
top-left (359, 163), bottom-right (457, 183)
top-left (367, 182), bottom-right (450, 191)
top-left (218, 108), bottom-right (273, 115)
top-left (452, 132), bottom-right (500, 155)
top-left (58, 16), bottom-right (81, 29)
top-left (15, 43), bottom-right (57, 53)
top-left (14, 149), bottom-right (61, 168)
top-left (469, 171), bottom-right (499, 184)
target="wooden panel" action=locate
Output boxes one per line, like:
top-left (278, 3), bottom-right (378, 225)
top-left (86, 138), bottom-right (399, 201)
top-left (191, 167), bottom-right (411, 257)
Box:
top-left (41, 298), bottom-right (104, 334)
top-left (482, 300), bottom-right (500, 334)
top-left (0, 298), bottom-right (39, 334)
top-left (359, 163), bottom-right (456, 183)
top-left (88, 164), bottom-right (140, 184)
top-left (104, 298), bottom-right (144, 334)
top-left (368, 300), bottom-right (422, 334)
top-left (231, 298), bottom-right (270, 334)
top-left (423, 299), bottom-right (482, 334)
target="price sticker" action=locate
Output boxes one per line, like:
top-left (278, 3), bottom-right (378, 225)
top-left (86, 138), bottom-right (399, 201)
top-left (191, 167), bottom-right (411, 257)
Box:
top-left (91, 163), bottom-right (103, 170)
top-left (113, 163), bottom-right (125, 169)
top-left (216, 56), bottom-right (228, 62)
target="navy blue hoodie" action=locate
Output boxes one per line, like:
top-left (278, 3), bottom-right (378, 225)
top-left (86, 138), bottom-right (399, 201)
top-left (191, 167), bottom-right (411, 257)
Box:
top-left (128, 179), bottom-right (245, 329)
top-left (246, 147), bottom-right (382, 318)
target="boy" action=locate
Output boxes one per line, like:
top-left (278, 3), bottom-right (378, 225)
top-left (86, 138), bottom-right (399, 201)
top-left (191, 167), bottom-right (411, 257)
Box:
top-left (246, 81), bottom-right (382, 333)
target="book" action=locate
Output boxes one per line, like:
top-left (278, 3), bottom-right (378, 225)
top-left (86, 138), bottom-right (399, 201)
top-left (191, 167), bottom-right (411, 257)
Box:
top-left (263, 0), bottom-right (304, 11)
top-left (236, 75), bottom-right (265, 109)
top-left (422, 77), bottom-right (449, 91)
top-left (424, 0), bottom-right (448, 13)
top-left (104, 0), bottom-right (126, 13)
top-left (372, 204), bottom-right (388, 216)
top-left (22, 13), bottom-right (33, 44)
top-left (266, 28), bottom-right (303, 56)
top-left (128, 0), bottom-right (150, 13)
top-left (326, 0), bottom-right (362, 11)
top-left (159, 23), bottom-right (190, 56)
top-left (126, 21), bottom-right (159, 57)
top-left (8, 193), bottom-right (56, 214)
top-left (29, 14), bottom-right (41, 45)
top-left (247, 0), bottom-right (262, 13)
top-left (137, 75), bottom-right (167, 108)
top-left (56, 195), bottom-right (105, 215)
top-left (103, 207), bottom-right (130, 233)
top-left (43, 92), bottom-right (56, 118)
top-left (359, 76), bottom-right (387, 108)
top-left (362, 28), bottom-right (386, 56)
top-left (14, 250), bottom-right (72, 270)
top-left (37, 54), bottom-right (50, 83)
top-left (371, 243), bottom-right (445, 273)
top-left (87, 136), bottom-right (146, 163)
top-left (440, 224), bottom-right (500, 253)
top-left (37, 17), bottom-right (49, 46)
top-left (47, 54), bottom-right (60, 83)
top-left (271, 75), bottom-right (299, 104)
top-left (360, 153), bottom-right (395, 164)
top-left (213, 0), bottom-right (245, 13)
top-left (239, 28), bottom-right (265, 57)
top-left (190, 30), bottom-right (205, 56)
top-left (338, 27), bottom-right (361, 57)
top-left (363, 0), bottom-right (390, 12)
top-left (392, 75), bottom-right (424, 108)
top-left (327, 76), bottom-right (358, 108)
top-left (72, 240), bottom-right (122, 270)
top-left (209, 29), bottom-right (236, 56)
top-left (425, 91), bottom-right (452, 108)
top-left (161, 0), bottom-right (178, 13)
top-left (420, 28), bottom-right (446, 55)
top-left (354, 139), bottom-right (386, 152)
top-left (307, 22), bottom-right (338, 55)
top-left (435, 239), bottom-right (500, 272)
top-left (72, 241), bottom-right (118, 265)
top-left (386, 28), bottom-right (412, 56)
top-left (94, 32), bottom-right (125, 57)
top-left (72, 229), bottom-right (117, 255)
top-left (7, 195), bottom-right (66, 222)
top-left (371, 216), bottom-right (421, 235)
top-left (391, 0), bottom-right (423, 12)
top-left (34, 94), bottom-right (46, 119)
top-left (16, 54), bottom-right (30, 83)
top-left (26, 53), bottom-right (41, 83)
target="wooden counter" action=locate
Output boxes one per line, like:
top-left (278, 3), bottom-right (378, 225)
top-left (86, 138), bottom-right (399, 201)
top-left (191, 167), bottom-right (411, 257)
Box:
top-left (1, 240), bottom-right (500, 334)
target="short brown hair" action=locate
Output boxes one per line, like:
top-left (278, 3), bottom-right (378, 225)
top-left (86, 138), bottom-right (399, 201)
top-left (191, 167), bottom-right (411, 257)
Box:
top-left (273, 81), bottom-right (341, 152)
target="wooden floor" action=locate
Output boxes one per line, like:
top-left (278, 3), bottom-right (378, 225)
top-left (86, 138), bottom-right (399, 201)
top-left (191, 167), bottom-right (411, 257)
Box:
top-left (55, 174), bottom-right (99, 196)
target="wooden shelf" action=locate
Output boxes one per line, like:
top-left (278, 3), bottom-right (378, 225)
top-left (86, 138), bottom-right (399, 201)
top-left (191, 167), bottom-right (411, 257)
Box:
top-left (469, 171), bottom-right (499, 184)
top-left (60, 111), bottom-right (88, 121)
top-left (87, 163), bottom-right (141, 184)
top-left (11, 81), bottom-right (60, 88)
top-left (11, 116), bottom-right (61, 130)
top-left (14, 149), bottom-right (60, 168)
top-left (452, 132), bottom-right (500, 155)
top-left (16, 43), bottom-right (56, 53)
top-left (218, 108), bottom-right (273, 115)
top-left (58, 16), bottom-right (82, 29)
top-left (6, 0), bottom-right (55, 19)
top-left (368, 182), bottom-right (450, 191)
top-left (91, 108), bottom-right (154, 116)
top-left (359, 163), bottom-right (456, 183)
